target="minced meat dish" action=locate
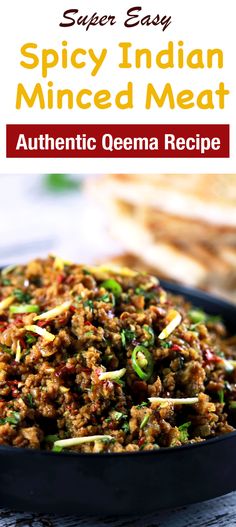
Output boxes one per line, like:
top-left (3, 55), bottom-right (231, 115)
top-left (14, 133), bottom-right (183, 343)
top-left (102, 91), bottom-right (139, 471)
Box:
top-left (0, 255), bottom-right (235, 453)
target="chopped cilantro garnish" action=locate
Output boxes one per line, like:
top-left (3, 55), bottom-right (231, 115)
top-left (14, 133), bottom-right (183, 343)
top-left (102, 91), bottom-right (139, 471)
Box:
top-left (0, 411), bottom-right (21, 426)
top-left (122, 422), bottom-right (130, 433)
top-left (0, 345), bottom-right (12, 354)
top-left (2, 279), bottom-right (11, 286)
top-left (99, 293), bottom-right (111, 303)
top-left (83, 299), bottom-right (94, 311)
top-left (83, 269), bottom-right (91, 275)
top-left (160, 341), bottom-right (172, 349)
top-left (26, 394), bottom-right (34, 408)
top-left (136, 402), bottom-right (148, 409)
top-left (121, 329), bottom-right (136, 348)
top-left (178, 421), bottom-right (191, 442)
top-left (13, 289), bottom-right (31, 303)
top-left (215, 349), bottom-right (225, 358)
top-left (135, 288), bottom-right (156, 301)
top-left (113, 411), bottom-right (127, 421)
top-left (76, 295), bottom-right (82, 302)
top-left (25, 333), bottom-right (37, 346)
top-left (84, 331), bottom-right (94, 337)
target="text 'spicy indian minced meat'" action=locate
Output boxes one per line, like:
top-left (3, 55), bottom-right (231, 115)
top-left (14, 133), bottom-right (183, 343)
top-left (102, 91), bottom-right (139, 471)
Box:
top-left (0, 256), bottom-right (235, 453)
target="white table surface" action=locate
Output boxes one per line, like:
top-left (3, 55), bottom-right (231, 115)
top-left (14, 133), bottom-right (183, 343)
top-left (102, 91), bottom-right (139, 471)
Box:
top-left (0, 173), bottom-right (121, 267)
top-left (0, 492), bottom-right (236, 526)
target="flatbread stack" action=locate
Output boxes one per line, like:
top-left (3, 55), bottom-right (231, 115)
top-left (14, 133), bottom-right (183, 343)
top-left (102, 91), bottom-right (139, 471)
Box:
top-left (87, 174), bottom-right (236, 301)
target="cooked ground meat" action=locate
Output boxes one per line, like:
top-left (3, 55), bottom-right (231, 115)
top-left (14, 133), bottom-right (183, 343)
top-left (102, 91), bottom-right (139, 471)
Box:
top-left (0, 256), bottom-right (235, 454)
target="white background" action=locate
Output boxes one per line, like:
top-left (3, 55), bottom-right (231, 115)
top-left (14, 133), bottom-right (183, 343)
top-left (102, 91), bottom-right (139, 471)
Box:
top-left (0, 0), bottom-right (235, 173)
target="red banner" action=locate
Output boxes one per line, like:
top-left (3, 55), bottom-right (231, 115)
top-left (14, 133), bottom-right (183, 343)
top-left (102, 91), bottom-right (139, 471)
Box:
top-left (6, 124), bottom-right (229, 158)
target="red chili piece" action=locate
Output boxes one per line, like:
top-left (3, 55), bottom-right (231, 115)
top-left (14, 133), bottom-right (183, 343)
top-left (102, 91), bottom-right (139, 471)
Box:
top-left (171, 344), bottom-right (182, 352)
top-left (57, 273), bottom-right (66, 284)
top-left (204, 349), bottom-right (223, 363)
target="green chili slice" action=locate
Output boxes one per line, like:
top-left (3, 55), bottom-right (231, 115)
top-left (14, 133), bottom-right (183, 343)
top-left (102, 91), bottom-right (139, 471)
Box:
top-left (132, 345), bottom-right (154, 381)
top-left (188, 309), bottom-right (206, 324)
top-left (101, 279), bottom-right (122, 297)
top-left (10, 304), bottom-right (40, 314)
top-left (140, 414), bottom-right (150, 429)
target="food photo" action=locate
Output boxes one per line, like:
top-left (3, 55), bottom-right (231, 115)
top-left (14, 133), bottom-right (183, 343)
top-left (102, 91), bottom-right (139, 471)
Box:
top-left (0, 173), bottom-right (235, 517)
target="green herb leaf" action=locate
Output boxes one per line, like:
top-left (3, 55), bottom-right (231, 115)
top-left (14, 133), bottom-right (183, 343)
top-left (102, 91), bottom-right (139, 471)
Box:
top-left (122, 422), bottom-right (130, 433)
top-left (26, 394), bottom-right (35, 408)
top-left (121, 329), bottom-right (136, 348)
top-left (160, 341), bottom-right (172, 349)
top-left (136, 402), bottom-right (148, 409)
top-left (83, 269), bottom-right (91, 275)
top-left (135, 288), bottom-right (156, 301)
top-left (229, 401), bottom-right (236, 409)
top-left (13, 289), bottom-right (31, 303)
top-left (25, 333), bottom-right (37, 346)
top-left (0, 411), bottom-right (21, 426)
top-left (2, 279), bottom-right (11, 286)
top-left (113, 411), bottom-right (127, 421)
top-left (83, 299), bottom-right (94, 311)
top-left (178, 421), bottom-right (191, 442)
top-left (99, 293), bottom-right (111, 303)
top-left (0, 345), bottom-right (12, 354)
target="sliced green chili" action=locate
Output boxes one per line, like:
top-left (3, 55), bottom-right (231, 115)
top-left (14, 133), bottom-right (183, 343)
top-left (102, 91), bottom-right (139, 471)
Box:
top-left (10, 304), bottom-right (40, 314)
top-left (101, 279), bottom-right (122, 297)
top-left (132, 345), bottom-right (154, 381)
top-left (188, 309), bottom-right (206, 324)
top-left (218, 389), bottom-right (225, 404)
top-left (140, 414), bottom-right (150, 429)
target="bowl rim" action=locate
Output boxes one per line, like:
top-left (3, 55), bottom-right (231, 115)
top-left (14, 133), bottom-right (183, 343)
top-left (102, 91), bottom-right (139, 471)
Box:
top-left (0, 428), bottom-right (236, 459)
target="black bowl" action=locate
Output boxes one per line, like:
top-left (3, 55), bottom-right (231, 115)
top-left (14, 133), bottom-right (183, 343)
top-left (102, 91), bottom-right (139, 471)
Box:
top-left (0, 282), bottom-right (235, 515)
